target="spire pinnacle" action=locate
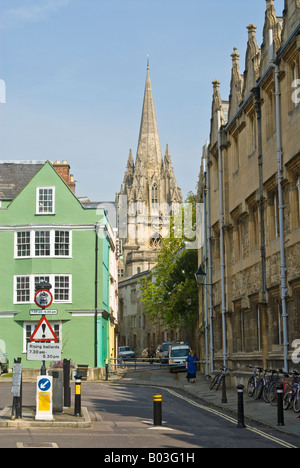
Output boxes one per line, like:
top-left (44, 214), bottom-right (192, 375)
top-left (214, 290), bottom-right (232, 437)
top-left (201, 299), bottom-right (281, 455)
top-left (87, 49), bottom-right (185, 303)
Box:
top-left (136, 64), bottom-right (162, 170)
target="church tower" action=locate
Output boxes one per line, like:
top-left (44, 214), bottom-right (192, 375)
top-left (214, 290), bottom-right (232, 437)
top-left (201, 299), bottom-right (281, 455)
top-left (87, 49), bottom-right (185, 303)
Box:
top-left (117, 64), bottom-right (182, 279)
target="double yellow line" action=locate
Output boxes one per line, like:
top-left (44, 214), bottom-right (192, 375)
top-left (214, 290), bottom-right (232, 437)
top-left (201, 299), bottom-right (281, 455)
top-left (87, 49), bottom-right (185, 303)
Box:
top-left (159, 387), bottom-right (298, 449)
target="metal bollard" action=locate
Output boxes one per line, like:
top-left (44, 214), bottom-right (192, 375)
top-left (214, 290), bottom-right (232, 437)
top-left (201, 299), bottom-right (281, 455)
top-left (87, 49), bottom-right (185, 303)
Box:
top-left (74, 374), bottom-right (82, 417)
top-left (63, 359), bottom-right (71, 408)
top-left (153, 394), bottom-right (162, 426)
top-left (221, 375), bottom-right (227, 404)
top-left (276, 384), bottom-right (285, 427)
top-left (237, 384), bottom-right (246, 428)
top-left (105, 359), bottom-right (109, 381)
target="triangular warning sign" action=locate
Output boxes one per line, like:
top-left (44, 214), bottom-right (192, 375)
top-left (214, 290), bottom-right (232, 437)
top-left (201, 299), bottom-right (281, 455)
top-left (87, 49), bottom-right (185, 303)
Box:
top-left (30, 316), bottom-right (58, 342)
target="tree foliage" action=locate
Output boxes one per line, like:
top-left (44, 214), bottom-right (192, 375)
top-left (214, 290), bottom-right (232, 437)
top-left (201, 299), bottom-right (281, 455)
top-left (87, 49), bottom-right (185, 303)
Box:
top-left (139, 192), bottom-right (198, 331)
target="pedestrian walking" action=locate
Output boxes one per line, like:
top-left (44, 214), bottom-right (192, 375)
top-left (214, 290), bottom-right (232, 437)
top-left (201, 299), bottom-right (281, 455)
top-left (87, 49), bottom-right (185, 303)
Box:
top-left (186, 350), bottom-right (199, 383)
top-left (148, 345), bottom-right (155, 364)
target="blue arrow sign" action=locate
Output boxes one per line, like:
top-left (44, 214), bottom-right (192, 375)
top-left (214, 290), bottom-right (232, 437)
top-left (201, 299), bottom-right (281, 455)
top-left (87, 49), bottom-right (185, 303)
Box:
top-left (38, 378), bottom-right (51, 392)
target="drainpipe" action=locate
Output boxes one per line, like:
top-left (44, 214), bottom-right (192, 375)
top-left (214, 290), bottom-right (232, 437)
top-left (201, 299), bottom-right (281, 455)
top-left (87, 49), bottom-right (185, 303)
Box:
top-left (94, 224), bottom-right (99, 368)
top-left (217, 110), bottom-right (227, 368)
top-left (202, 150), bottom-right (209, 378)
top-left (269, 30), bottom-right (289, 373)
top-left (254, 87), bottom-right (267, 303)
top-left (206, 143), bottom-right (214, 373)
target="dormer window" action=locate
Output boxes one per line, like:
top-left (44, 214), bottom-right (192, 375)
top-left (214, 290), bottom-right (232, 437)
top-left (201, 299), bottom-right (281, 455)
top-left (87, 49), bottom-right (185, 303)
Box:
top-left (36, 187), bottom-right (55, 214)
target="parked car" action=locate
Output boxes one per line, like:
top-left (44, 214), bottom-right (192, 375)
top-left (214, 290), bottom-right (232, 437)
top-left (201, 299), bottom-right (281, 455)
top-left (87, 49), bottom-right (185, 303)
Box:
top-left (118, 346), bottom-right (135, 361)
top-left (0, 353), bottom-right (9, 375)
top-left (169, 343), bottom-right (191, 372)
top-left (158, 342), bottom-right (174, 363)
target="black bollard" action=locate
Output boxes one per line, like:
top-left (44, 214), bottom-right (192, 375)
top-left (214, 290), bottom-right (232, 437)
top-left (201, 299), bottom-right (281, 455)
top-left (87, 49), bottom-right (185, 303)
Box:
top-left (63, 359), bottom-right (71, 407)
top-left (74, 373), bottom-right (82, 417)
top-left (277, 384), bottom-right (285, 427)
top-left (153, 394), bottom-right (162, 426)
top-left (237, 384), bottom-right (246, 428)
top-left (105, 360), bottom-right (109, 381)
top-left (221, 374), bottom-right (227, 404)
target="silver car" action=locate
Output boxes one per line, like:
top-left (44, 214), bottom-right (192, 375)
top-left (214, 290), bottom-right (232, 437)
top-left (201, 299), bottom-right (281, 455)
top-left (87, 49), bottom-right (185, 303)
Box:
top-left (118, 346), bottom-right (135, 361)
top-left (0, 353), bottom-right (9, 375)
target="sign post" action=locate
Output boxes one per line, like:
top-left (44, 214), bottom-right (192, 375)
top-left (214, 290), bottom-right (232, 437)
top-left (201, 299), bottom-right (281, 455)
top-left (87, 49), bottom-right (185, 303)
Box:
top-left (28, 282), bottom-right (59, 421)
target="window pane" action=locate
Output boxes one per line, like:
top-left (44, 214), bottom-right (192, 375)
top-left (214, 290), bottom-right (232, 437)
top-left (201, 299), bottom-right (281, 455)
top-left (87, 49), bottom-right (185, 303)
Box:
top-left (35, 231), bottom-right (50, 256)
top-left (17, 232), bottom-right (30, 257)
top-left (54, 276), bottom-right (70, 301)
top-left (55, 231), bottom-right (70, 256)
top-left (38, 188), bottom-right (53, 213)
top-left (16, 277), bottom-right (30, 302)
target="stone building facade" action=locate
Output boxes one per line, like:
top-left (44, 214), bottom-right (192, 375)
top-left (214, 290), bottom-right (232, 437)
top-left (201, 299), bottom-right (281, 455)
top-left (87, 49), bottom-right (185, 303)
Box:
top-left (117, 65), bottom-right (182, 354)
top-left (198, 0), bottom-right (300, 374)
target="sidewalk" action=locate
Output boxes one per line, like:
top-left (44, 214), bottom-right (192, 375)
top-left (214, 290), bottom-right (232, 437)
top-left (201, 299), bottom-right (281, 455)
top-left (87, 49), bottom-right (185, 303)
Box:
top-left (177, 373), bottom-right (300, 438)
top-left (120, 370), bottom-right (300, 439)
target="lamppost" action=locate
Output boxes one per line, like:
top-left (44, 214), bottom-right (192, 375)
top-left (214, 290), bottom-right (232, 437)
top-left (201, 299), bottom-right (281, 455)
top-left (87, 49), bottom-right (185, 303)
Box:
top-left (195, 265), bottom-right (213, 377)
top-left (195, 265), bottom-right (208, 287)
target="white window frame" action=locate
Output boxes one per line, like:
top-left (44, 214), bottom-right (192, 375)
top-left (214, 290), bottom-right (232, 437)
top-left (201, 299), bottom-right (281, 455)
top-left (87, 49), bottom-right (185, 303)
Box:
top-left (36, 187), bottom-right (55, 215)
top-left (14, 274), bottom-right (72, 304)
top-left (14, 229), bottom-right (72, 259)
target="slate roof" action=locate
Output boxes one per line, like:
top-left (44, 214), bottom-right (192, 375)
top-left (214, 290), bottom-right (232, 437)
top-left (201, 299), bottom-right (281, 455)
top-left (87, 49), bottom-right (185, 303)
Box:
top-left (0, 161), bottom-right (45, 201)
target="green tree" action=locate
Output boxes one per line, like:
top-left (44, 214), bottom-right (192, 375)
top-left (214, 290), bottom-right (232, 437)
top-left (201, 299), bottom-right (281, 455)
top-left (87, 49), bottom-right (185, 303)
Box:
top-left (139, 193), bottom-right (198, 331)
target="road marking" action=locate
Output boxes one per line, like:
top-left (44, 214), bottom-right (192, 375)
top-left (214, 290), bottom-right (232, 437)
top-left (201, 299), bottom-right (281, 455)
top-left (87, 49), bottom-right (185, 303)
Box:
top-left (155, 387), bottom-right (298, 449)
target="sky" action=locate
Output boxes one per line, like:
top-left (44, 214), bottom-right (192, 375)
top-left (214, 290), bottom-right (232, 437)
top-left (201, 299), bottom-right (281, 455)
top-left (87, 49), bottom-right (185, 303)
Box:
top-left (0, 0), bottom-right (285, 202)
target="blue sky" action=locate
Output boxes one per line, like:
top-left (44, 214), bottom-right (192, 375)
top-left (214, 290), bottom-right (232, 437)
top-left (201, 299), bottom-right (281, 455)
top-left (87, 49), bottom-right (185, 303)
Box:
top-left (0, 0), bottom-right (285, 201)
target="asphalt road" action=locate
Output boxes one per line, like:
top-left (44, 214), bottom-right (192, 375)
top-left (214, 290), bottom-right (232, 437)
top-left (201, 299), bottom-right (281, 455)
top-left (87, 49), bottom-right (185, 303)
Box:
top-left (0, 370), bottom-right (300, 450)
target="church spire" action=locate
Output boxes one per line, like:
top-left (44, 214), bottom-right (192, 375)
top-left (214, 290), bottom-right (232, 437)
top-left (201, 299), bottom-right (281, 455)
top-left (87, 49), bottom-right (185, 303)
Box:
top-left (136, 64), bottom-right (163, 171)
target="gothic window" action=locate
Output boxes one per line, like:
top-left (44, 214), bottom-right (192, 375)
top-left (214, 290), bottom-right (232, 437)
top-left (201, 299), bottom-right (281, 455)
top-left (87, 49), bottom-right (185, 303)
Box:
top-left (151, 183), bottom-right (158, 205)
top-left (149, 233), bottom-right (161, 249)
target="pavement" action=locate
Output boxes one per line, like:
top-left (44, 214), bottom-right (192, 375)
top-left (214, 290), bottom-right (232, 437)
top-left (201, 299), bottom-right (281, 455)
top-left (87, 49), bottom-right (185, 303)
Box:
top-left (119, 368), bottom-right (300, 439)
top-left (1, 368), bottom-right (300, 440)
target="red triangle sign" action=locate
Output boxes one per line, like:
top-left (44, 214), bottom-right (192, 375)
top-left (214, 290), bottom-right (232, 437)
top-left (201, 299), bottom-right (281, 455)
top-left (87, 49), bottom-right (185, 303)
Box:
top-left (30, 316), bottom-right (58, 343)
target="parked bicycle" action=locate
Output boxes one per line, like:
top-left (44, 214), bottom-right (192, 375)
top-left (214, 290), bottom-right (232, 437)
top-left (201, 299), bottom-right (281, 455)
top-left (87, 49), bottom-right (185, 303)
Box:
top-left (282, 371), bottom-right (300, 412)
top-left (247, 366), bottom-right (266, 400)
top-left (262, 368), bottom-right (281, 403)
top-left (269, 370), bottom-right (294, 407)
top-left (209, 365), bottom-right (232, 391)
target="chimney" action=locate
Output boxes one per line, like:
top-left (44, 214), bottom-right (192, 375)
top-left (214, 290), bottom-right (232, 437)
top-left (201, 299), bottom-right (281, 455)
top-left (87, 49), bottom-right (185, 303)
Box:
top-left (52, 160), bottom-right (76, 194)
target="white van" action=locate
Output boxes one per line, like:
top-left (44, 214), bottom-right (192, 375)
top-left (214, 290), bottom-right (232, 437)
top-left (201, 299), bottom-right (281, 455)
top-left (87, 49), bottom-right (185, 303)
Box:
top-left (169, 343), bottom-right (191, 372)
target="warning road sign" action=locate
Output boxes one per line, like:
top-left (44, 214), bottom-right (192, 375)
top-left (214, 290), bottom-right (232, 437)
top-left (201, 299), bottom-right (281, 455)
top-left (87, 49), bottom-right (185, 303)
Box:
top-left (30, 316), bottom-right (58, 343)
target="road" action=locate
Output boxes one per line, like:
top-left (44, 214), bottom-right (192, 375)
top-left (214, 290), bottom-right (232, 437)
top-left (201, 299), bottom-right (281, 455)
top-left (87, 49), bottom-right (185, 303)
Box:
top-left (0, 368), bottom-right (300, 450)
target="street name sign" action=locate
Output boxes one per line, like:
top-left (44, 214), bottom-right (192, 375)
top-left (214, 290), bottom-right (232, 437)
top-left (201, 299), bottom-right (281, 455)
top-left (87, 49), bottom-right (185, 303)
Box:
top-left (27, 342), bottom-right (62, 361)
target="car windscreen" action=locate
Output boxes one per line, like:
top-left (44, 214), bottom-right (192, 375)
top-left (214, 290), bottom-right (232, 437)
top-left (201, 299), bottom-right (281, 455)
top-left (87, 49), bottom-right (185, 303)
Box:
top-left (170, 348), bottom-right (190, 357)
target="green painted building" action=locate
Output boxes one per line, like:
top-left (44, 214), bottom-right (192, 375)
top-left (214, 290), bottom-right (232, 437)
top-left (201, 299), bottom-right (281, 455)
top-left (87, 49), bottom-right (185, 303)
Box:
top-left (0, 161), bottom-right (117, 370)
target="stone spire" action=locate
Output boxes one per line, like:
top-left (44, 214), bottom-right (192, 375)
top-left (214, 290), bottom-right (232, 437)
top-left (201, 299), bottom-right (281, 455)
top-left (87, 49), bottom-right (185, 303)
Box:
top-left (136, 64), bottom-right (163, 173)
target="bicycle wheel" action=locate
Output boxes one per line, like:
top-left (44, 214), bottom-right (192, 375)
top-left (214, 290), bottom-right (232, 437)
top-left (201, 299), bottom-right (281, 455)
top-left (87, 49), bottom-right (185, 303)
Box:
top-left (247, 376), bottom-right (255, 397)
top-left (293, 392), bottom-right (300, 413)
top-left (209, 374), bottom-right (219, 390)
top-left (214, 374), bottom-right (224, 391)
top-left (269, 381), bottom-right (279, 406)
top-left (283, 392), bottom-right (291, 410)
top-left (254, 380), bottom-right (264, 400)
top-left (263, 382), bottom-right (271, 403)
